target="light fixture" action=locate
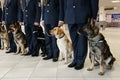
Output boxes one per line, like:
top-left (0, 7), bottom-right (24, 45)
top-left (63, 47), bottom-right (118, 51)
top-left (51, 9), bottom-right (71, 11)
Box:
top-left (112, 0), bottom-right (120, 3)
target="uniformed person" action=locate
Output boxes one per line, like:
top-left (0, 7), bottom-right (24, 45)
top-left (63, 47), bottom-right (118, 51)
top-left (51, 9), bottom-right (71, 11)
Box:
top-left (19, 0), bottom-right (41, 56)
top-left (0, 1), bottom-right (2, 22)
top-left (64, 0), bottom-right (99, 70)
top-left (41, 0), bottom-right (64, 62)
top-left (2, 0), bottom-right (21, 53)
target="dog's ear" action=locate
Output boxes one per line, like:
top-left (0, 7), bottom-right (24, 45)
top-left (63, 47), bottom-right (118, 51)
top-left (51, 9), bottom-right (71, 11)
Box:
top-left (57, 28), bottom-right (63, 36)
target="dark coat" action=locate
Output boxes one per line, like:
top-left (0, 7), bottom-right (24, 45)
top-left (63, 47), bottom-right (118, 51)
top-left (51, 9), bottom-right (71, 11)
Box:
top-left (2, 0), bottom-right (21, 24)
top-left (19, 0), bottom-right (41, 24)
top-left (64, 0), bottom-right (99, 24)
top-left (42, 0), bottom-right (64, 25)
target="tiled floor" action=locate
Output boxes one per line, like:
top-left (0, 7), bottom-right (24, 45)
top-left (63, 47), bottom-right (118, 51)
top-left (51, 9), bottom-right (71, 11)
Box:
top-left (0, 27), bottom-right (120, 80)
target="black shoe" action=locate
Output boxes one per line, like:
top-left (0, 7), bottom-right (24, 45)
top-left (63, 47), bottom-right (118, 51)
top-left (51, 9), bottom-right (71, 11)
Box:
top-left (74, 63), bottom-right (84, 70)
top-left (68, 62), bottom-right (77, 68)
top-left (53, 58), bottom-right (58, 62)
top-left (41, 52), bottom-right (46, 57)
top-left (31, 54), bottom-right (39, 57)
top-left (43, 56), bottom-right (52, 60)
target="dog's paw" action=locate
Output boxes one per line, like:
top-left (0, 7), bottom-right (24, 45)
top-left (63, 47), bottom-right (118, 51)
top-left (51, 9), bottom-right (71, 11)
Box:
top-left (87, 68), bottom-right (93, 71)
top-left (98, 72), bottom-right (104, 75)
top-left (64, 62), bottom-right (68, 64)
top-left (0, 48), bottom-right (4, 50)
top-left (106, 65), bottom-right (112, 70)
top-left (14, 53), bottom-right (19, 55)
top-left (59, 58), bottom-right (63, 61)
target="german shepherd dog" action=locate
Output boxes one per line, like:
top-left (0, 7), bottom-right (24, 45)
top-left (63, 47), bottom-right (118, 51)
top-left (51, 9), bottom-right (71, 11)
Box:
top-left (9, 23), bottom-right (27, 55)
top-left (0, 23), bottom-right (10, 50)
top-left (77, 18), bottom-right (116, 75)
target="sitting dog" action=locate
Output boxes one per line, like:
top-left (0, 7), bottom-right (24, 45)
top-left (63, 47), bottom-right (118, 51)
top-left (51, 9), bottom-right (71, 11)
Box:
top-left (50, 27), bottom-right (73, 64)
top-left (0, 24), bottom-right (10, 50)
top-left (77, 18), bottom-right (116, 75)
top-left (9, 23), bottom-right (27, 55)
top-left (32, 26), bottom-right (46, 57)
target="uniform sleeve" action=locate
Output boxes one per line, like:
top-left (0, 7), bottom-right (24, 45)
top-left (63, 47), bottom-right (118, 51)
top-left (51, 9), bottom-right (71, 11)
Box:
top-left (17, 0), bottom-right (23, 22)
top-left (91, 0), bottom-right (99, 19)
top-left (35, 0), bottom-right (41, 23)
top-left (59, 0), bottom-right (64, 21)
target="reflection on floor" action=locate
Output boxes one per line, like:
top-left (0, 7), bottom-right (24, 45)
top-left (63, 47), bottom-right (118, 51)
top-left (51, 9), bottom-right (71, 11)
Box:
top-left (0, 27), bottom-right (120, 80)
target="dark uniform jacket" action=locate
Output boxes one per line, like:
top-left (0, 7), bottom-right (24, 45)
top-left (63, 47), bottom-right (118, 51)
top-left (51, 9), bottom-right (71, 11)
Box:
top-left (19, 0), bottom-right (41, 24)
top-left (64, 0), bottom-right (99, 24)
top-left (42, 0), bottom-right (64, 25)
top-left (2, 0), bottom-right (21, 24)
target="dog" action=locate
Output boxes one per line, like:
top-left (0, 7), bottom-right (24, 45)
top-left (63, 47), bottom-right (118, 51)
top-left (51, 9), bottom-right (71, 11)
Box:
top-left (0, 23), bottom-right (10, 50)
top-left (9, 23), bottom-right (27, 55)
top-left (77, 18), bottom-right (116, 75)
top-left (32, 26), bottom-right (46, 57)
top-left (50, 27), bottom-right (73, 64)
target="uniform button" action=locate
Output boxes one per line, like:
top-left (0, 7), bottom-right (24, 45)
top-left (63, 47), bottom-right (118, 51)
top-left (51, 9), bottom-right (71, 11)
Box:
top-left (25, 10), bottom-right (28, 12)
top-left (47, 10), bottom-right (49, 13)
top-left (26, 15), bottom-right (28, 17)
top-left (6, 8), bottom-right (8, 10)
top-left (73, 6), bottom-right (76, 8)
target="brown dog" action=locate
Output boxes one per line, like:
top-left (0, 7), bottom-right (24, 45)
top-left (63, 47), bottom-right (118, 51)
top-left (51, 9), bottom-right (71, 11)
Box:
top-left (9, 23), bottom-right (27, 55)
top-left (0, 23), bottom-right (10, 50)
top-left (50, 27), bottom-right (73, 64)
top-left (78, 18), bottom-right (116, 75)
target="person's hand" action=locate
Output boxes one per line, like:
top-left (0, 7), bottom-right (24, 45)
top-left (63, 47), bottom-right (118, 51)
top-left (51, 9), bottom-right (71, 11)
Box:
top-left (34, 22), bottom-right (39, 26)
top-left (0, 22), bottom-right (2, 25)
top-left (2, 21), bottom-right (5, 25)
top-left (40, 20), bottom-right (44, 27)
top-left (58, 21), bottom-right (64, 27)
top-left (19, 22), bottom-right (23, 26)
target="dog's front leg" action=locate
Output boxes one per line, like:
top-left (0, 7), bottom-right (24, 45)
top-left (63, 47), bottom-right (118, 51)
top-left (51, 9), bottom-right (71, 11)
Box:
top-left (59, 52), bottom-right (63, 61)
top-left (15, 44), bottom-right (20, 55)
top-left (14, 41), bottom-right (20, 55)
top-left (6, 38), bottom-right (10, 50)
top-left (0, 39), bottom-right (4, 50)
top-left (87, 52), bottom-right (95, 71)
top-left (99, 56), bottom-right (104, 75)
top-left (21, 44), bottom-right (25, 55)
top-left (64, 51), bottom-right (68, 64)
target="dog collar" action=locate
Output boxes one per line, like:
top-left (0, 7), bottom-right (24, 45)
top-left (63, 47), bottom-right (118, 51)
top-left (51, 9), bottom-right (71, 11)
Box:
top-left (59, 33), bottom-right (65, 39)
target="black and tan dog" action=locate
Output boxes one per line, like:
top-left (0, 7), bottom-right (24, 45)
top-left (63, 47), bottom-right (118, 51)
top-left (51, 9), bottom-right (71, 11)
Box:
top-left (77, 18), bottom-right (116, 75)
top-left (32, 26), bottom-right (47, 57)
top-left (0, 23), bottom-right (10, 50)
top-left (9, 23), bottom-right (27, 55)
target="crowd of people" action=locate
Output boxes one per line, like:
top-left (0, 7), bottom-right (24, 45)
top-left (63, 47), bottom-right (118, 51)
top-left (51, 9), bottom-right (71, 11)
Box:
top-left (0, 0), bottom-right (99, 70)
